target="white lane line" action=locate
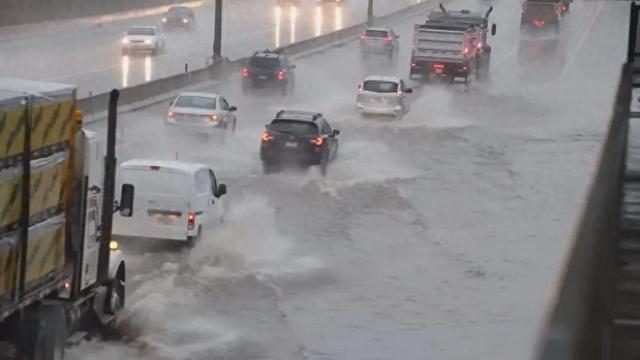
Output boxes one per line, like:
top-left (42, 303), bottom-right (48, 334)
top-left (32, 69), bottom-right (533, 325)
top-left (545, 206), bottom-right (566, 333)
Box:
top-left (560, 1), bottom-right (604, 79)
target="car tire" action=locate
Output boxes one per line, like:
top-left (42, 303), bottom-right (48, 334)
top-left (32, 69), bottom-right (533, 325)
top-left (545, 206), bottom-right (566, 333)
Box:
top-left (262, 162), bottom-right (276, 174)
top-left (320, 159), bottom-right (328, 177)
top-left (187, 227), bottom-right (201, 248)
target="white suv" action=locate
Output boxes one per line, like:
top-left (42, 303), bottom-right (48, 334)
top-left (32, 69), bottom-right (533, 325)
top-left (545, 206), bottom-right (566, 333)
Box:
top-left (121, 26), bottom-right (166, 55)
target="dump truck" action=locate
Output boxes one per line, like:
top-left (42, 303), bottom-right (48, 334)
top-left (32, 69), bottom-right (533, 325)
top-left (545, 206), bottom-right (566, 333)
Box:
top-left (0, 79), bottom-right (134, 360)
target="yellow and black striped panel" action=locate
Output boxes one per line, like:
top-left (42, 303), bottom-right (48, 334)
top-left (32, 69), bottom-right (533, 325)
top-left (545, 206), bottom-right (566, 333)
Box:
top-left (0, 152), bottom-right (69, 235)
top-left (30, 99), bottom-right (74, 155)
top-left (0, 168), bottom-right (21, 234)
top-left (0, 98), bottom-right (74, 166)
top-left (24, 216), bottom-right (65, 285)
top-left (29, 153), bottom-right (68, 222)
top-left (0, 234), bottom-right (18, 299)
top-left (0, 108), bottom-right (25, 164)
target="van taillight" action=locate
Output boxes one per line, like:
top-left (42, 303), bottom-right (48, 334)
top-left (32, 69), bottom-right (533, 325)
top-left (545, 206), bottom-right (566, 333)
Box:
top-left (187, 212), bottom-right (196, 230)
top-left (277, 70), bottom-right (286, 80)
top-left (242, 67), bottom-right (249, 77)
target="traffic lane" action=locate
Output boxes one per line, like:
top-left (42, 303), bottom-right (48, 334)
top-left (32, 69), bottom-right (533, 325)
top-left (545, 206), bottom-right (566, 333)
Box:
top-left (80, 4), bottom-right (631, 359)
top-left (0, 0), bottom-right (422, 96)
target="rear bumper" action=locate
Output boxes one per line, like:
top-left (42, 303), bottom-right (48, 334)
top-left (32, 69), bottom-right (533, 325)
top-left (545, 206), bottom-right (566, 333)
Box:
top-left (357, 103), bottom-right (402, 115)
top-left (260, 148), bottom-right (323, 165)
top-left (165, 119), bottom-right (227, 133)
top-left (244, 78), bottom-right (287, 88)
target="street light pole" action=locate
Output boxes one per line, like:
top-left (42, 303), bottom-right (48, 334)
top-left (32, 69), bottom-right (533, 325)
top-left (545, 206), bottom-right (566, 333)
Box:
top-left (367, 0), bottom-right (373, 25)
top-left (213, 0), bottom-right (223, 58)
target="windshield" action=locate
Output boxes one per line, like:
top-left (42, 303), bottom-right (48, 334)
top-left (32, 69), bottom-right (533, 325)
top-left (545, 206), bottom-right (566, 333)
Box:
top-left (363, 80), bottom-right (399, 93)
top-left (127, 27), bottom-right (155, 36)
top-left (173, 96), bottom-right (216, 110)
top-left (121, 169), bottom-right (188, 196)
top-left (249, 57), bottom-right (281, 69)
top-left (268, 120), bottom-right (318, 136)
top-left (167, 7), bottom-right (190, 15)
top-left (365, 30), bottom-right (389, 38)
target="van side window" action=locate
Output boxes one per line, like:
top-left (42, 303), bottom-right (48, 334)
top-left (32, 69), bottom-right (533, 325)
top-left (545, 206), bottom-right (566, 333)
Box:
top-left (195, 170), bottom-right (210, 195)
top-left (209, 170), bottom-right (218, 193)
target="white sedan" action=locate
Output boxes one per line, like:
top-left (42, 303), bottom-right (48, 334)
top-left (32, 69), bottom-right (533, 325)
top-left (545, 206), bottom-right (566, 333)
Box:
top-left (121, 26), bottom-right (165, 55)
top-left (165, 92), bottom-right (238, 135)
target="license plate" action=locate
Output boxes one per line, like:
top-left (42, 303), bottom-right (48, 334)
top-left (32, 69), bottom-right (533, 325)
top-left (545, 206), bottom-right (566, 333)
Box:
top-left (258, 75), bottom-right (268, 80)
top-left (285, 142), bottom-right (298, 148)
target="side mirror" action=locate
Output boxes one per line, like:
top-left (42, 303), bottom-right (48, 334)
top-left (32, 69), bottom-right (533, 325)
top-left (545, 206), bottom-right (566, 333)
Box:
top-left (119, 184), bottom-right (135, 217)
top-left (216, 183), bottom-right (227, 198)
top-left (405, 88), bottom-right (414, 94)
top-left (396, 35), bottom-right (400, 39)
top-left (265, 124), bottom-right (270, 129)
top-left (491, 23), bottom-right (497, 36)
top-left (332, 129), bottom-right (340, 136)
top-left (229, 106), bottom-right (237, 112)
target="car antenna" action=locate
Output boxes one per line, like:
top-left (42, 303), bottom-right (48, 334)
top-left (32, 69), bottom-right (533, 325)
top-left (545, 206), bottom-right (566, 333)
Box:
top-left (484, 6), bottom-right (493, 19)
top-left (439, 3), bottom-right (447, 15)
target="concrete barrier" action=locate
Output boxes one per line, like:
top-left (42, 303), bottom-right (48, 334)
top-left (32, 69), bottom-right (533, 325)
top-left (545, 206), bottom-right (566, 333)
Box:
top-left (79, 0), bottom-right (439, 122)
top-left (534, 63), bottom-right (632, 360)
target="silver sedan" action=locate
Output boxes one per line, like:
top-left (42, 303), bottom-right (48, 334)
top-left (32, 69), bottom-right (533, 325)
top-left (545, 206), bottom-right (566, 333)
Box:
top-left (356, 76), bottom-right (413, 118)
top-left (165, 92), bottom-right (238, 134)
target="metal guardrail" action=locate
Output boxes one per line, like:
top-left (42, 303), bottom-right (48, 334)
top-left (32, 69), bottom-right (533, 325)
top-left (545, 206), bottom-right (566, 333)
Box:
top-left (535, 2), bottom-right (640, 359)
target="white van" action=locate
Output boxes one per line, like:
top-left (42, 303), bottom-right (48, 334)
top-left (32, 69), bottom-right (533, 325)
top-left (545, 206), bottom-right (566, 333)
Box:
top-left (113, 159), bottom-right (227, 246)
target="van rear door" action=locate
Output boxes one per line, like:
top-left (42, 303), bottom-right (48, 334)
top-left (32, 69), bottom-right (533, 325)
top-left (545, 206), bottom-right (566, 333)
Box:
top-left (115, 167), bottom-right (191, 241)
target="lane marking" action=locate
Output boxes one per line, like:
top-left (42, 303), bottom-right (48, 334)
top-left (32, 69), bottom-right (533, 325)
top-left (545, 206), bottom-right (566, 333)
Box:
top-left (560, 1), bottom-right (604, 79)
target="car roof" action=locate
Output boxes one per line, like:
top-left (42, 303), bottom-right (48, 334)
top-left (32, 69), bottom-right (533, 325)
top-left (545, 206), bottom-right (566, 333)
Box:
top-left (176, 92), bottom-right (219, 99)
top-left (363, 75), bottom-right (401, 83)
top-left (129, 26), bottom-right (156, 30)
top-left (120, 159), bottom-right (209, 174)
top-left (273, 110), bottom-right (323, 122)
top-left (365, 27), bottom-right (392, 32)
top-left (252, 50), bottom-right (284, 59)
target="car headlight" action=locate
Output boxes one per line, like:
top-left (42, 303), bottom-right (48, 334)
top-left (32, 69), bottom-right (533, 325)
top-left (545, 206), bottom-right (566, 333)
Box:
top-left (183, 18), bottom-right (189, 23)
top-left (109, 240), bottom-right (119, 251)
top-left (122, 38), bottom-right (129, 44)
top-left (162, 18), bottom-right (167, 22)
top-left (144, 39), bottom-right (152, 44)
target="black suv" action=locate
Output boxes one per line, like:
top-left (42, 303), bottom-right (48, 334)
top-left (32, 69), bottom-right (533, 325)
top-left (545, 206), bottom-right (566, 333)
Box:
top-left (242, 50), bottom-right (296, 95)
top-left (162, 6), bottom-right (196, 30)
top-left (260, 110), bottom-right (340, 175)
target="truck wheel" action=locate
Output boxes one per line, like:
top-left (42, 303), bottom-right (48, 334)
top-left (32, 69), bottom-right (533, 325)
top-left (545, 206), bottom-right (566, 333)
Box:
top-left (106, 278), bottom-right (125, 315)
top-left (16, 305), bottom-right (67, 360)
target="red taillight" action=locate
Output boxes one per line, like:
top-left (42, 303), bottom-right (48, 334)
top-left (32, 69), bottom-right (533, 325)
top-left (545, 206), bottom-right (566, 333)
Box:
top-left (396, 90), bottom-right (403, 98)
top-left (357, 85), bottom-right (363, 95)
top-left (187, 212), bottom-right (196, 230)
top-left (384, 36), bottom-right (393, 42)
top-left (242, 67), bottom-right (249, 77)
top-left (167, 111), bottom-right (174, 117)
top-left (463, 47), bottom-right (470, 54)
top-left (533, 19), bottom-right (545, 27)
top-left (310, 136), bottom-right (324, 146)
top-left (277, 70), bottom-right (286, 80)
top-left (262, 132), bottom-right (273, 142)
top-left (411, 62), bottom-right (417, 68)
top-left (461, 65), bottom-right (468, 71)
top-left (360, 35), bottom-right (368, 40)
top-left (433, 63), bottom-right (445, 69)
